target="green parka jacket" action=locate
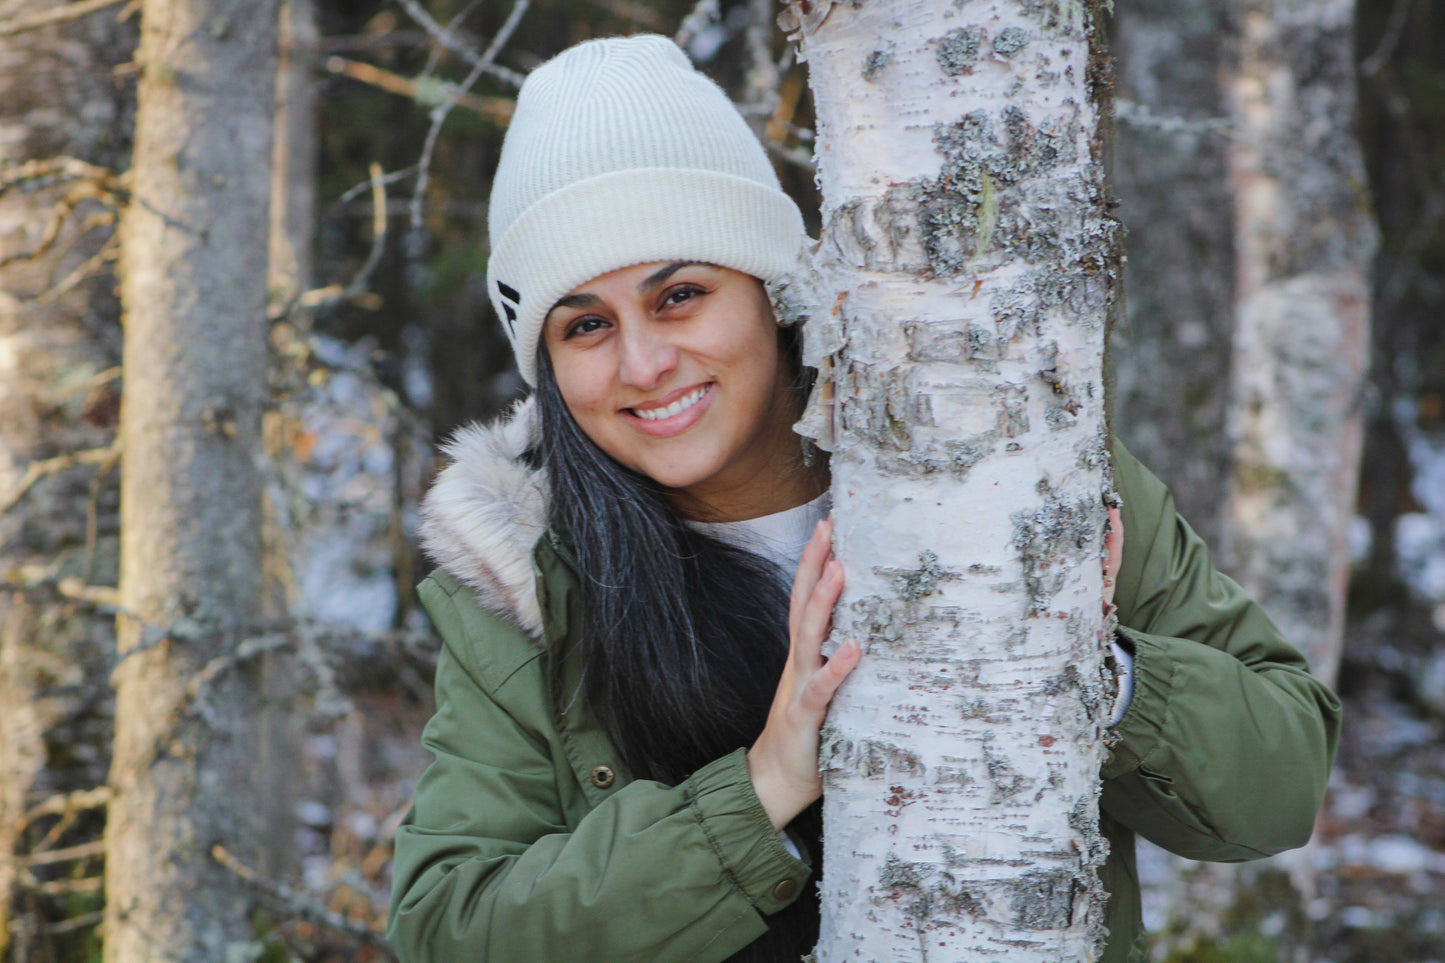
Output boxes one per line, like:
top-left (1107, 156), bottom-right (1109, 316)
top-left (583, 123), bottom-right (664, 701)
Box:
top-left (388, 398), bottom-right (1342, 963)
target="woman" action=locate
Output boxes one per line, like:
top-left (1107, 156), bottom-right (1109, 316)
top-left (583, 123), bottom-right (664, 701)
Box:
top-left (387, 35), bottom-right (1340, 963)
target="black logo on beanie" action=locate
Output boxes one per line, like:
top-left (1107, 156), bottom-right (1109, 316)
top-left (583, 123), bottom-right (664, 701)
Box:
top-left (496, 281), bottom-right (521, 338)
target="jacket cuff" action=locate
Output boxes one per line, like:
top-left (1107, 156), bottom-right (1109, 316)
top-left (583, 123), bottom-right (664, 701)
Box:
top-left (1101, 626), bottom-right (1174, 780)
top-left (685, 748), bottom-right (810, 916)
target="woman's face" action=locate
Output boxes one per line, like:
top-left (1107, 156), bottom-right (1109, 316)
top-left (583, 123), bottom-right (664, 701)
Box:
top-left (542, 261), bottom-right (805, 518)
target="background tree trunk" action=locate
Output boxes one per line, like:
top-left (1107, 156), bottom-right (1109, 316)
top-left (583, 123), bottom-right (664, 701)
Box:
top-left (253, 0), bottom-right (321, 888)
top-left (789, 1), bottom-right (1119, 958)
top-left (102, 1), bottom-right (280, 960)
top-left (0, 4), bottom-right (133, 955)
top-left (1218, 0), bottom-right (1375, 692)
top-left (1107, 1), bottom-right (1236, 546)
top-left (1109, 0), bottom-right (1375, 957)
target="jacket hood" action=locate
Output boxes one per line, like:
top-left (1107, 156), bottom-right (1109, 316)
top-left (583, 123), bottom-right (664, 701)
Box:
top-left (420, 397), bottom-right (548, 640)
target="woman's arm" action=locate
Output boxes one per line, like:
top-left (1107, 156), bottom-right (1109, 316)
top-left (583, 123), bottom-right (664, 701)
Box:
top-left (748, 517), bottom-right (861, 830)
top-left (387, 579), bottom-right (808, 963)
top-left (1102, 443), bottom-right (1343, 862)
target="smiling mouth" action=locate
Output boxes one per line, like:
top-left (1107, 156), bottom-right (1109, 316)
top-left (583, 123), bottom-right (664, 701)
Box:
top-left (630, 384), bottom-right (711, 421)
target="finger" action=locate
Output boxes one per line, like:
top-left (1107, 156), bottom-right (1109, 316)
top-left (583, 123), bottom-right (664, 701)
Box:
top-left (1104, 506), bottom-right (1124, 579)
top-left (794, 560), bottom-right (844, 663)
top-left (789, 519), bottom-right (831, 628)
top-left (799, 638), bottom-right (861, 715)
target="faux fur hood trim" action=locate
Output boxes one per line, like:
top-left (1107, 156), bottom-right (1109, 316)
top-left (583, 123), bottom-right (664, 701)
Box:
top-left (419, 397), bottom-right (549, 640)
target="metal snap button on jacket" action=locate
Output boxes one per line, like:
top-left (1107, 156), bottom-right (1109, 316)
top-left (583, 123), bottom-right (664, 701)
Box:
top-left (772, 878), bottom-right (799, 901)
top-left (589, 765), bottom-right (615, 789)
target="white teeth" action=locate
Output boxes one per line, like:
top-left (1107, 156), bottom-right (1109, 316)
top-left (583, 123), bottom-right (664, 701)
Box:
top-left (633, 386), bottom-right (707, 421)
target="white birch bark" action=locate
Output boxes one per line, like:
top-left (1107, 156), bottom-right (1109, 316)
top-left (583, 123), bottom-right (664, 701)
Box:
top-left (1219, 0), bottom-right (1376, 690)
top-left (103, 1), bottom-right (279, 959)
top-left (785, 2), bottom-right (1120, 959)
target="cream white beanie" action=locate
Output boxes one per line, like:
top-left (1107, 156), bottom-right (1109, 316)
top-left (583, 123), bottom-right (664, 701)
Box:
top-left (486, 34), bottom-right (808, 385)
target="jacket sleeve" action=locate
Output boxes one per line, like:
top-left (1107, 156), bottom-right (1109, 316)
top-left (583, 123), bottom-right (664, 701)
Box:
top-left (1100, 444), bottom-right (1343, 863)
top-left (386, 577), bottom-right (809, 963)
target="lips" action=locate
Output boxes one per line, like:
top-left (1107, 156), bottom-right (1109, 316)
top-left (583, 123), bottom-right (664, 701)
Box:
top-left (631, 385), bottom-right (710, 421)
top-left (624, 383), bottom-right (714, 438)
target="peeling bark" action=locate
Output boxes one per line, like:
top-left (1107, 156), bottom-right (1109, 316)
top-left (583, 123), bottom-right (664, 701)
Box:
top-left (790, 2), bottom-right (1120, 959)
top-left (103, 1), bottom-right (280, 960)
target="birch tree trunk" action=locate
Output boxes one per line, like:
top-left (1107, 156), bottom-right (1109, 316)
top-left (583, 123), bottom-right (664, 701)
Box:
top-left (0, 5), bottom-right (132, 952)
top-left (1218, 0), bottom-right (1375, 691)
top-left (103, 1), bottom-right (280, 959)
top-left (786, 2), bottom-right (1120, 959)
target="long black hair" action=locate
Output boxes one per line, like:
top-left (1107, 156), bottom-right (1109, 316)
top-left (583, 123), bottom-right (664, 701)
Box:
top-left (533, 320), bottom-right (823, 962)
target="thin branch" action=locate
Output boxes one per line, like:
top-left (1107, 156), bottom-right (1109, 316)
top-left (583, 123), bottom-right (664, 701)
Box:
top-left (44, 911), bottom-right (103, 935)
top-left (26, 233), bottom-right (120, 309)
top-left (347, 162), bottom-right (390, 300)
top-left (1114, 99), bottom-right (1232, 137)
top-left (421, 0), bottom-right (486, 77)
top-left (211, 844), bottom-right (396, 952)
top-left (0, 442), bottom-right (120, 515)
top-left (392, 0), bottom-right (525, 89)
top-left (0, 195), bottom-right (116, 272)
top-left (0, 0), bottom-right (127, 38)
top-left (336, 165), bottom-right (418, 206)
top-left (0, 156), bottom-right (119, 193)
top-left (1, 564), bottom-right (123, 610)
top-left (27, 875), bottom-right (104, 896)
top-left (19, 840), bottom-right (105, 869)
top-left (763, 137), bottom-right (815, 173)
top-left (24, 787), bottom-right (110, 826)
top-left (674, 0), bottom-right (721, 49)
top-left (409, 0), bottom-right (529, 232)
top-left (743, 0), bottom-right (780, 125)
top-left (1360, 0), bottom-right (1414, 78)
top-left (187, 632), bottom-right (294, 726)
top-left (323, 56), bottom-right (513, 124)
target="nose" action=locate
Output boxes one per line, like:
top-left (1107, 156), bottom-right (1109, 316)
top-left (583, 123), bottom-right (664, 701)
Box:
top-left (617, 319), bottom-right (678, 391)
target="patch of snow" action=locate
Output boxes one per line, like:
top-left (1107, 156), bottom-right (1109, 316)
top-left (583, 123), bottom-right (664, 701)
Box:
top-left (687, 24), bottom-right (728, 62)
top-left (1339, 905), bottom-right (1385, 929)
top-left (1397, 512), bottom-right (1445, 601)
top-left (1367, 835), bottom-right (1440, 875)
top-left (295, 798), bottom-right (331, 828)
top-left (302, 854), bottom-right (332, 892)
top-left (268, 333), bottom-right (431, 637)
top-left (346, 809), bottom-right (379, 841)
top-left (1394, 399), bottom-right (1445, 620)
top-left (1327, 780), bottom-right (1375, 822)
top-left (1327, 832), bottom-right (1445, 876)
top-left (1348, 514), bottom-right (1372, 566)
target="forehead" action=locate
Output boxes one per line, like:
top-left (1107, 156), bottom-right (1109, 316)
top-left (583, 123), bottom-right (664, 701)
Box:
top-left (571, 261), bottom-right (693, 295)
top-left (548, 262), bottom-right (730, 318)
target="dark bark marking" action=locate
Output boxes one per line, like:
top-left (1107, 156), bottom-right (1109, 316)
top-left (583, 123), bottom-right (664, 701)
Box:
top-left (863, 45), bottom-right (893, 82)
top-left (936, 26), bottom-right (986, 76)
top-left (1010, 481), bottom-right (1096, 615)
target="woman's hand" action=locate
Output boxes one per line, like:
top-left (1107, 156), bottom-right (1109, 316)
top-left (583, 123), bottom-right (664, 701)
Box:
top-left (1103, 504), bottom-right (1124, 613)
top-left (747, 517), bottom-right (861, 831)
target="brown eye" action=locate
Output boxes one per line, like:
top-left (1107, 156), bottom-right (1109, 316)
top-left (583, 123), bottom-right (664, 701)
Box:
top-left (662, 285), bottom-right (704, 307)
top-left (564, 316), bottom-right (608, 339)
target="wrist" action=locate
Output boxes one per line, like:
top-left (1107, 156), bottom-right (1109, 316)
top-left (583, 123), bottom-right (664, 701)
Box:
top-left (746, 747), bottom-right (807, 831)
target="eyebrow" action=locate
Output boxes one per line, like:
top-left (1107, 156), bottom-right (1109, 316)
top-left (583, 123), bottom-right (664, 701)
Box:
top-left (544, 262), bottom-right (704, 321)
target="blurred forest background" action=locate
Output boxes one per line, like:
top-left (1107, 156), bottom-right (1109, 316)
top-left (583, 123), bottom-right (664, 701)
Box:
top-left (0, 0), bottom-right (1442, 961)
